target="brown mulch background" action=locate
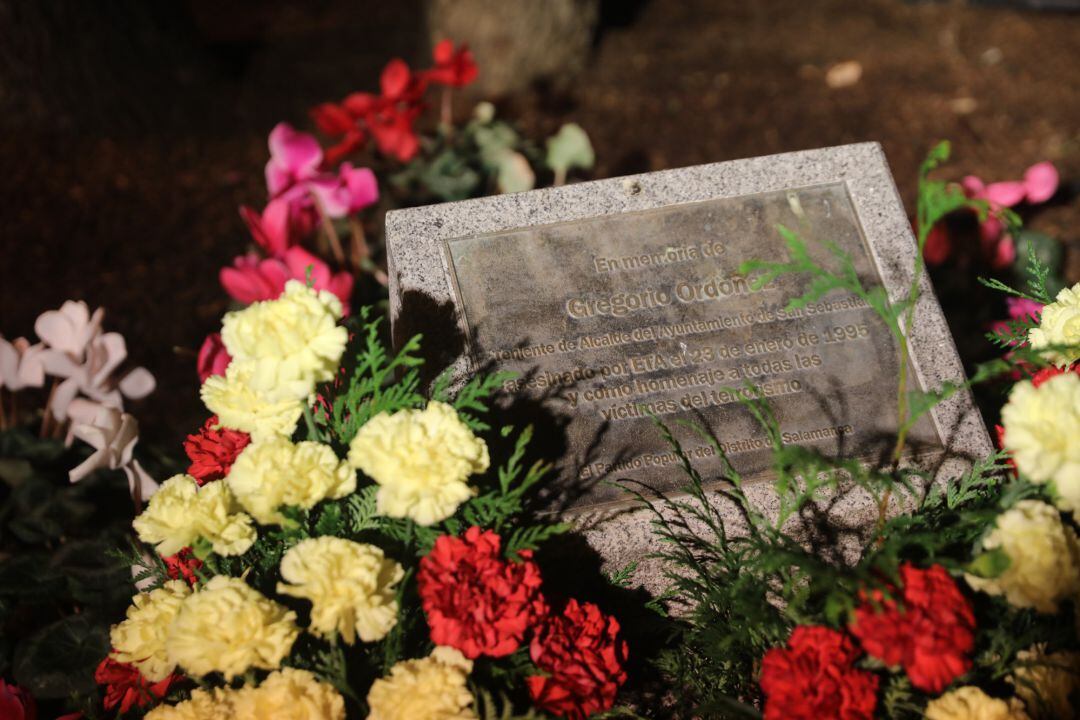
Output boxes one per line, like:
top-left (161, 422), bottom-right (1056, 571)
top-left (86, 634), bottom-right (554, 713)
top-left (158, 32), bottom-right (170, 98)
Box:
top-left (1, 0), bottom-right (1077, 449)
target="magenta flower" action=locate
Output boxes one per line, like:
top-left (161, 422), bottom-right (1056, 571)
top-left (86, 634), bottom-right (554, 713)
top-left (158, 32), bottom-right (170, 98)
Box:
top-left (263, 122), bottom-right (379, 219)
top-left (989, 296), bottom-right (1044, 346)
top-left (339, 162), bottom-right (379, 213)
top-left (220, 246), bottom-right (353, 312)
top-left (220, 254), bottom-right (290, 304)
top-left (197, 333), bottom-right (231, 383)
top-left (238, 197), bottom-right (312, 257)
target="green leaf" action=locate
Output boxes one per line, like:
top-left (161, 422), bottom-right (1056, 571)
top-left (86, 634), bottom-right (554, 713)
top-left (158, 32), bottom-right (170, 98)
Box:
top-left (0, 553), bottom-right (65, 601)
top-left (0, 458), bottom-right (33, 487)
top-left (966, 548), bottom-right (1011, 579)
top-left (13, 613), bottom-right (109, 698)
top-left (495, 150), bottom-right (536, 194)
top-left (51, 538), bottom-right (131, 609)
top-left (546, 123), bottom-right (595, 175)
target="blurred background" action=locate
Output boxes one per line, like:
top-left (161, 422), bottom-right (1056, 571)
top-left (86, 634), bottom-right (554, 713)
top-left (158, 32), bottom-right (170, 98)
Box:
top-left (0, 0), bottom-right (1077, 447)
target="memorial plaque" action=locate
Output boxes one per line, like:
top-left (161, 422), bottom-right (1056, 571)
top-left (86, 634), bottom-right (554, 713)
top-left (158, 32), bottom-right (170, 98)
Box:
top-left (387, 144), bottom-right (991, 577)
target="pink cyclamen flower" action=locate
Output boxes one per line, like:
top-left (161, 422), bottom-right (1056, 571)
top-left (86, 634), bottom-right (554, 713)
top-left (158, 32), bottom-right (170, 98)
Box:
top-left (35, 303), bottom-right (154, 420)
top-left (961, 162), bottom-right (1059, 270)
top-left (239, 197), bottom-right (301, 257)
top-left (34, 299), bottom-right (104, 358)
top-left (219, 254), bottom-right (290, 305)
top-left (0, 336), bottom-right (46, 391)
top-left (38, 333), bottom-right (155, 421)
top-left (197, 333), bottom-right (231, 383)
top-left (989, 297), bottom-right (1044, 346)
top-left (67, 403), bottom-right (158, 501)
top-left (220, 246), bottom-right (353, 312)
top-left (263, 122), bottom-right (379, 219)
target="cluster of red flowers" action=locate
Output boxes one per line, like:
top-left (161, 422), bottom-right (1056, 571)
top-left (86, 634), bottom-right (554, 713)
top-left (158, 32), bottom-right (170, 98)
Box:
top-left (760, 626), bottom-right (878, 720)
top-left (418, 526), bottom-right (547, 658)
top-left (311, 40), bottom-right (478, 164)
top-left (162, 547), bottom-right (203, 585)
top-left (528, 599), bottom-right (629, 720)
top-left (183, 415), bottom-right (251, 485)
top-left (850, 563), bottom-right (975, 693)
top-left (94, 656), bottom-right (177, 714)
top-left (417, 527), bottom-right (628, 719)
top-left (760, 563), bottom-right (975, 718)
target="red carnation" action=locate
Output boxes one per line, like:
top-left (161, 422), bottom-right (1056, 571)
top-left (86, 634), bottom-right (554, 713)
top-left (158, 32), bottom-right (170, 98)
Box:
top-left (183, 416), bottom-right (250, 484)
top-left (418, 526), bottom-right (546, 659)
top-left (95, 655), bottom-right (177, 714)
top-left (850, 563), bottom-right (974, 693)
top-left (759, 625), bottom-right (878, 720)
top-left (162, 547), bottom-right (203, 585)
top-left (527, 599), bottom-right (627, 720)
top-left (425, 40), bottom-right (479, 88)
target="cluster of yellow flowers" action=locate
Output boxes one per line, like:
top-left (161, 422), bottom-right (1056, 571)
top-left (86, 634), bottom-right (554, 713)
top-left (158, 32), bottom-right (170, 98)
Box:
top-left (277, 537), bottom-right (404, 644)
top-left (348, 401), bottom-right (490, 525)
top-left (964, 500), bottom-right (1080, 613)
top-left (133, 475), bottom-right (256, 556)
top-left (110, 576), bottom-right (297, 682)
top-left (144, 668), bottom-right (344, 720)
top-left (1029, 283), bottom-right (1080, 368)
top-left (110, 580), bottom-right (190, 681)
top-left (227, 437), bottom-right (356, 525)
top-left (366, 647), bottom-right (477, 720)
top-left (950, 285), bottom-right (1080, 719)
top-left (925, 686), bottom-right (1030, 720)
top-left (1001, 372), bottom-right (1080, 513)
top-left (202, 281), bottom-right (348, 440)
top-left (118, 283), bottom-right (499, 717)
top-left (1010, 645), bottom-right (1080, 720)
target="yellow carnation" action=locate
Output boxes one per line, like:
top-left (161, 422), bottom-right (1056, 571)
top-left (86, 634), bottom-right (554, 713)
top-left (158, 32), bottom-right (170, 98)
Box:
top-left (110, 580), bottom-right (191, 682)
top-left (1010, 645), bottom-right (1080, 720)
top-left (924, 686), bottom-right (1030, 720)
top-left (347, 402), bottom-right (489, 526)
top-left (367, 647), bottom-right (477, 720)
top-left (133, 475), bottom-right (256, 557)
top-left (227, 438), bottom-right (355, 526)
top-left (221, 280), bottom-right (347, 401)
top-left (1029, 283), bottom-right (1080, 367)
top-left (167, 575), bottom-right (299, 680)
top-left (201, 363), bottom-right (304, 441)
top-left (230, 667), bottom-right (346, 720)
top-left (1001, 373), bottom-right (1080, 512)
top-left (965, 500), bottom-right (1080, 613)
top-left (144, 687), bottom-right (233, 720)
top-left (277, 537), bottom-right (403, 644)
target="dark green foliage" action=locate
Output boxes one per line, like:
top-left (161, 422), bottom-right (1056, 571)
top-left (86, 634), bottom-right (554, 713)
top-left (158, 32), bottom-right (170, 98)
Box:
top-left (0, 429), bottom-right (139, 709)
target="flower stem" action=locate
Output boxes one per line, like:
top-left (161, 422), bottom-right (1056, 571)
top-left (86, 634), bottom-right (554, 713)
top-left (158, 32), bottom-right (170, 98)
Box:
top-left (303, 404), bottom-right (321, 442)
top-left (440, 87), bottom-right (453, 131)
top-left (310, 191), bottom-right (346, 266)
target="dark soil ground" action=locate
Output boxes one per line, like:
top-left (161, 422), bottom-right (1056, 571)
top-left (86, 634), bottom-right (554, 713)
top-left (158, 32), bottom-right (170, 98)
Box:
top-left (1, 0), bottom-right (1078, 450)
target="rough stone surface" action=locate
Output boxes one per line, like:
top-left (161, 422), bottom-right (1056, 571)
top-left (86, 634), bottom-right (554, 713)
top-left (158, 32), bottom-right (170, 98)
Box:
top-left (386, 142), bottom-right (992, 593)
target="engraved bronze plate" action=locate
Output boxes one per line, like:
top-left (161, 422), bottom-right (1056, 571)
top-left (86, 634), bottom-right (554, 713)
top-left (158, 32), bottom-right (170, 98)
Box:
top-left (444, 183), bottom-right (941, 508)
